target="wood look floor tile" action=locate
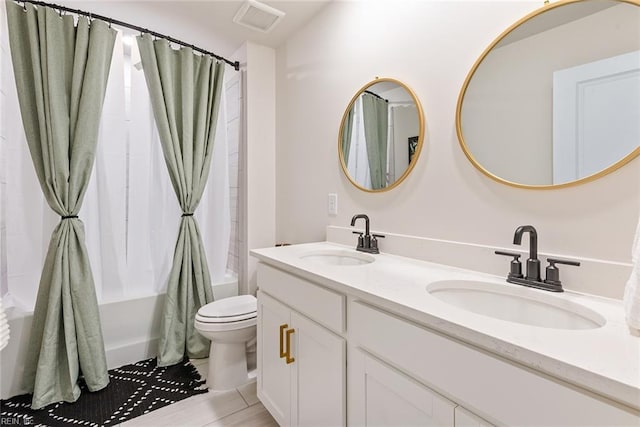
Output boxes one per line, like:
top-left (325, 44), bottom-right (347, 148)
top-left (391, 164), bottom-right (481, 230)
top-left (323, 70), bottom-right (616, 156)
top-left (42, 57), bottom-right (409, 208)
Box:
top-left (120, 389), bottom-right (247, 427)
top-left (204, 403), bottom-right (278, 427)
top-left (237, 381), bottom-right (259, 406)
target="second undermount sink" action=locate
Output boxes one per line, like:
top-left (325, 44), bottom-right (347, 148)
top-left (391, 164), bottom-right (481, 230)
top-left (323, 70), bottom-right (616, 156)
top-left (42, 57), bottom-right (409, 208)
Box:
top-left (299, 249), bottom-right (375, 266)
top-left (427, 280), bottom-right (605, 330)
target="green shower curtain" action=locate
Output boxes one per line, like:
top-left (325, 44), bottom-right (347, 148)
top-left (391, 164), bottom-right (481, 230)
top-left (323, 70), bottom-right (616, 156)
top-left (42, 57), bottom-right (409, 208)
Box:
top-left (6, 2), bottom-right (116, 409)
top-left (136, 35), bottom-right (225, 367)
top-left (362, 92), bottom-right (389, 190)
top-left (341, 107), bottom-right (354, 165)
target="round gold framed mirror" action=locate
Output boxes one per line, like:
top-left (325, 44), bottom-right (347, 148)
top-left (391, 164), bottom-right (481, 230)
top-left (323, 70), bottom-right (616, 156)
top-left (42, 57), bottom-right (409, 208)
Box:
top-left (456, 0), bottom-right (640, 189)
top-left (339, 77), bottom-right (425, 192)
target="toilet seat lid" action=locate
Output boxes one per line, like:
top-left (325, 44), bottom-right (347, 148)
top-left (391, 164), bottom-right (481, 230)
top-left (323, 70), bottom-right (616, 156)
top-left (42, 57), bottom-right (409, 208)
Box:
top-left (197, 295), bottom-right (257, 322)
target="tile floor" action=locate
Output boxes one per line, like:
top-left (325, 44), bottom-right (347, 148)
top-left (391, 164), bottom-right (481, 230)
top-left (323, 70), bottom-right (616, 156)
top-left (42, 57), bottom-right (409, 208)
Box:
top-left (119, 358), bottom-right (277, 427)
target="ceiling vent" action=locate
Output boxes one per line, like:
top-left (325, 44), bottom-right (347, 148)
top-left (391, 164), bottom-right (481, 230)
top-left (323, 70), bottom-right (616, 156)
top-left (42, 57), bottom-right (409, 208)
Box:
top-left (233, 0), bottom-right (285, 33)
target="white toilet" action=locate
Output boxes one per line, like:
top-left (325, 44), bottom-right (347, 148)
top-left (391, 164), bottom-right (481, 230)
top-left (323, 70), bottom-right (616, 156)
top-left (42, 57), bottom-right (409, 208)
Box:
top-left (194, 294), bottom-right (257, 391)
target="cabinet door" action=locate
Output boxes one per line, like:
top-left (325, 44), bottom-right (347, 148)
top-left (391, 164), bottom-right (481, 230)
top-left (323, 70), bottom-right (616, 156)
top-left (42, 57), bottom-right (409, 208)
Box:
top-left (291, 312), bottom-right (346, 427)
top-left (258, 291), bottom-right (291, 426)
top-left (454, 407), bottom-right (494, 427)
top-left (349, 348), bottom-right (455, 427)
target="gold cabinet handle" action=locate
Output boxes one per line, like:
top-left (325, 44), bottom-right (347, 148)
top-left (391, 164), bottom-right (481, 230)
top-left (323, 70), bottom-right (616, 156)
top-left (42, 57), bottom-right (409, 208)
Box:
top-left (279, 324), bottom-right (288, 358)
top-left (285, 328), bottom-right (295, 364)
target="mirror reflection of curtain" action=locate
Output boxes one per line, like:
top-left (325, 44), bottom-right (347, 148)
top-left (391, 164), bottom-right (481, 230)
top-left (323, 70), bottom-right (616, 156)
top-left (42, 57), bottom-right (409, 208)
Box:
top-left (346, 98), bottom-right (372, 188)
top-left (362, 92), bottom-right (389, 190)
top-left (341, 107), bottom-right (354, 165)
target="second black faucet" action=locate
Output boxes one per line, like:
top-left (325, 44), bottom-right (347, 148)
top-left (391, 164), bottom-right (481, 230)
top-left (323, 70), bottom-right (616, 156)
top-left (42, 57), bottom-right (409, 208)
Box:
top-left (496, 225), bottom-right (580, 292)
top-left (513, 225), bottom-right (541, 282)
top-left (351, 214), bottom-right (384, 254)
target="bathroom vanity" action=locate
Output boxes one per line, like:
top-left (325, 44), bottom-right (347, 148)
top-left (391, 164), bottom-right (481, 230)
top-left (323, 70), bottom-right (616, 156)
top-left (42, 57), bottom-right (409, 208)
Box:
top-left (252, 242), bottom-right (640, 426)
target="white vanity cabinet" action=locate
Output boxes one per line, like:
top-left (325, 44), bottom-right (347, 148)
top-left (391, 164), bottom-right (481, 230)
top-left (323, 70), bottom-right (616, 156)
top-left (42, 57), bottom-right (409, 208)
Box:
top-left (257, 264), bottom-right (346, 427)
top-left (255, 255), bottom-right (639, 427)
top-left (454, 407), bottom-right (494, 427)
top-left (348, 347), bottom-right (458, 426)
top-left (349, 300), bottom-right (639, 427)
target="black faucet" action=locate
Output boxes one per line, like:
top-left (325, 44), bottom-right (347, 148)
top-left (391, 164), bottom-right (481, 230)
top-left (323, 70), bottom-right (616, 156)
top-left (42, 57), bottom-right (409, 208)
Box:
top-left (350, 214), bottom-right (384, 254)
top-left (495, 225), bottom-right (580, 292)
top-left (351, 214), bottom-right (370, 236)
top-left (513, 225), bottom-right (540, 282)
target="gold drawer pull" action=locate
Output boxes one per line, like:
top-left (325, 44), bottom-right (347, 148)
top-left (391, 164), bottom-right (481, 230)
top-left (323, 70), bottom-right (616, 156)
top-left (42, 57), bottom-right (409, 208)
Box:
top-left (279, 324), bottom-right (288, 358)
top-left (285, 328), bottom-right (295, 364)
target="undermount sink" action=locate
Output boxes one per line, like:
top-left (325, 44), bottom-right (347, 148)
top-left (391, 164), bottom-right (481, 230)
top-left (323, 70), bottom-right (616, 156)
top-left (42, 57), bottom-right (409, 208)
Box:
top-left (299, 249), bottom-right (375, 266)
top-left (427, 280), bottom-right (605, 330)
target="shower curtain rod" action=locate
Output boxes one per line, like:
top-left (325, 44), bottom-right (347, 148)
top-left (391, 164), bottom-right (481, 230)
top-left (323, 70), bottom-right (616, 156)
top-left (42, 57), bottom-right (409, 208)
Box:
top-left (364, 90), bottom-right (388, 102)
top-left (13, 0), bottom-right (240, 71)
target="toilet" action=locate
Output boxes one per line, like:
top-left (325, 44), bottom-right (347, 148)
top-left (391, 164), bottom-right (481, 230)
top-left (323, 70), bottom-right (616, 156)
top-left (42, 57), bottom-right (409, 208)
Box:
top-left (194, 294), bottom-right (257, 391)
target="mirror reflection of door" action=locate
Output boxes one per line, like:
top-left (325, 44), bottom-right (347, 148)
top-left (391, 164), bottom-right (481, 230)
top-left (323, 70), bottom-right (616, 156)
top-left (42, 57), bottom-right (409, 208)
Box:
top-left (553, 50), bottom-right (640, 183)
top-left (340, 79), bottom-right (424, 192)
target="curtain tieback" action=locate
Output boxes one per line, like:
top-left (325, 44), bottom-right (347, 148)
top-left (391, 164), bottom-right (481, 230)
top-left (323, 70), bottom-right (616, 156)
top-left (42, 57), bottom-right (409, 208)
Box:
top-left (182, 212), bottom-right (194, 217)
top-left (61, 215), bottom-right (79, 220)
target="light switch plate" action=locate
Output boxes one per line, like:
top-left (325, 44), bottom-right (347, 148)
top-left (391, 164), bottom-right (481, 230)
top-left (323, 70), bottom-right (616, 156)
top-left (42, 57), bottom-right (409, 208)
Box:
top-left (328, 193), bottom-right (338, 216)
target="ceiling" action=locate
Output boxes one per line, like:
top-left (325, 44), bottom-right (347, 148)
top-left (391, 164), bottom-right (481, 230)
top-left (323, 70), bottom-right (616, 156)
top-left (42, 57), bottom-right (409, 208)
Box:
top-left (164, 1), bottom-right (332, 52)
top-left (62, 0), bottom-right (332, 57)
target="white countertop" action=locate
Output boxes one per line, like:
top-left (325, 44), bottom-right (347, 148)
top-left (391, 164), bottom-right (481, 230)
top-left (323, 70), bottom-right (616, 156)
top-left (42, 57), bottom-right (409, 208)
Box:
top-left (251, 241), bottom-right (640, 410)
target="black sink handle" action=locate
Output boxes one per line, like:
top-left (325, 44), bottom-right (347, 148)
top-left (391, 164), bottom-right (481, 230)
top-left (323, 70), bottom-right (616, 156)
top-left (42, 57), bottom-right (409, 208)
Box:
top-left (495, 250), bottom-right (524, 280)
top-left (546, 257), bottom-right (580, 267)
top-left (544, 257), bottom-right (580, 287)
top-left (495, 250), bottom-right (521, 259)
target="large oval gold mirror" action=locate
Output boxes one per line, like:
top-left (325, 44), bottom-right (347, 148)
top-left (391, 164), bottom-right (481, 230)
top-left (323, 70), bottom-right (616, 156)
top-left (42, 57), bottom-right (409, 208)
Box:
top-left (457, 0), bottom-right (640, 189)
top-left (339, 78), bottom-right (425, 192)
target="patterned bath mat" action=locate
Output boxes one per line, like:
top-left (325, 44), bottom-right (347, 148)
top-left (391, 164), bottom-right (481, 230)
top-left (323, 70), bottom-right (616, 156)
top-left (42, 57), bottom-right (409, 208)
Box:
top-left (0, 358), bottom-right (208, 426)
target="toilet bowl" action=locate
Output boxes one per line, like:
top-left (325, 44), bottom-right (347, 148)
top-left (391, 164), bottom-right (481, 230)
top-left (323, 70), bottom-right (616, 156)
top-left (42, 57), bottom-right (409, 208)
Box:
top-left (194, 294), bottom-right (257, 391)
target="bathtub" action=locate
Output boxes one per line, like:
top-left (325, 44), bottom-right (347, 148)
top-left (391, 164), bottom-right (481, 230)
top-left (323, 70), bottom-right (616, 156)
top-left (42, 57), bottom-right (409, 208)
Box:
top-left (211, 273), bottom-right (239, 300)
top-left (0, 273), bottom-right (239, 399)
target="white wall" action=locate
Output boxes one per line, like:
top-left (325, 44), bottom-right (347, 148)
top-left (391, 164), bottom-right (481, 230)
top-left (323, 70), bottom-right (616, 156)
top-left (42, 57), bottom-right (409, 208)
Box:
top-left (244, 43), bottom-right (277, 296)
top-left (275, 1), bottom-right (640, 298)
